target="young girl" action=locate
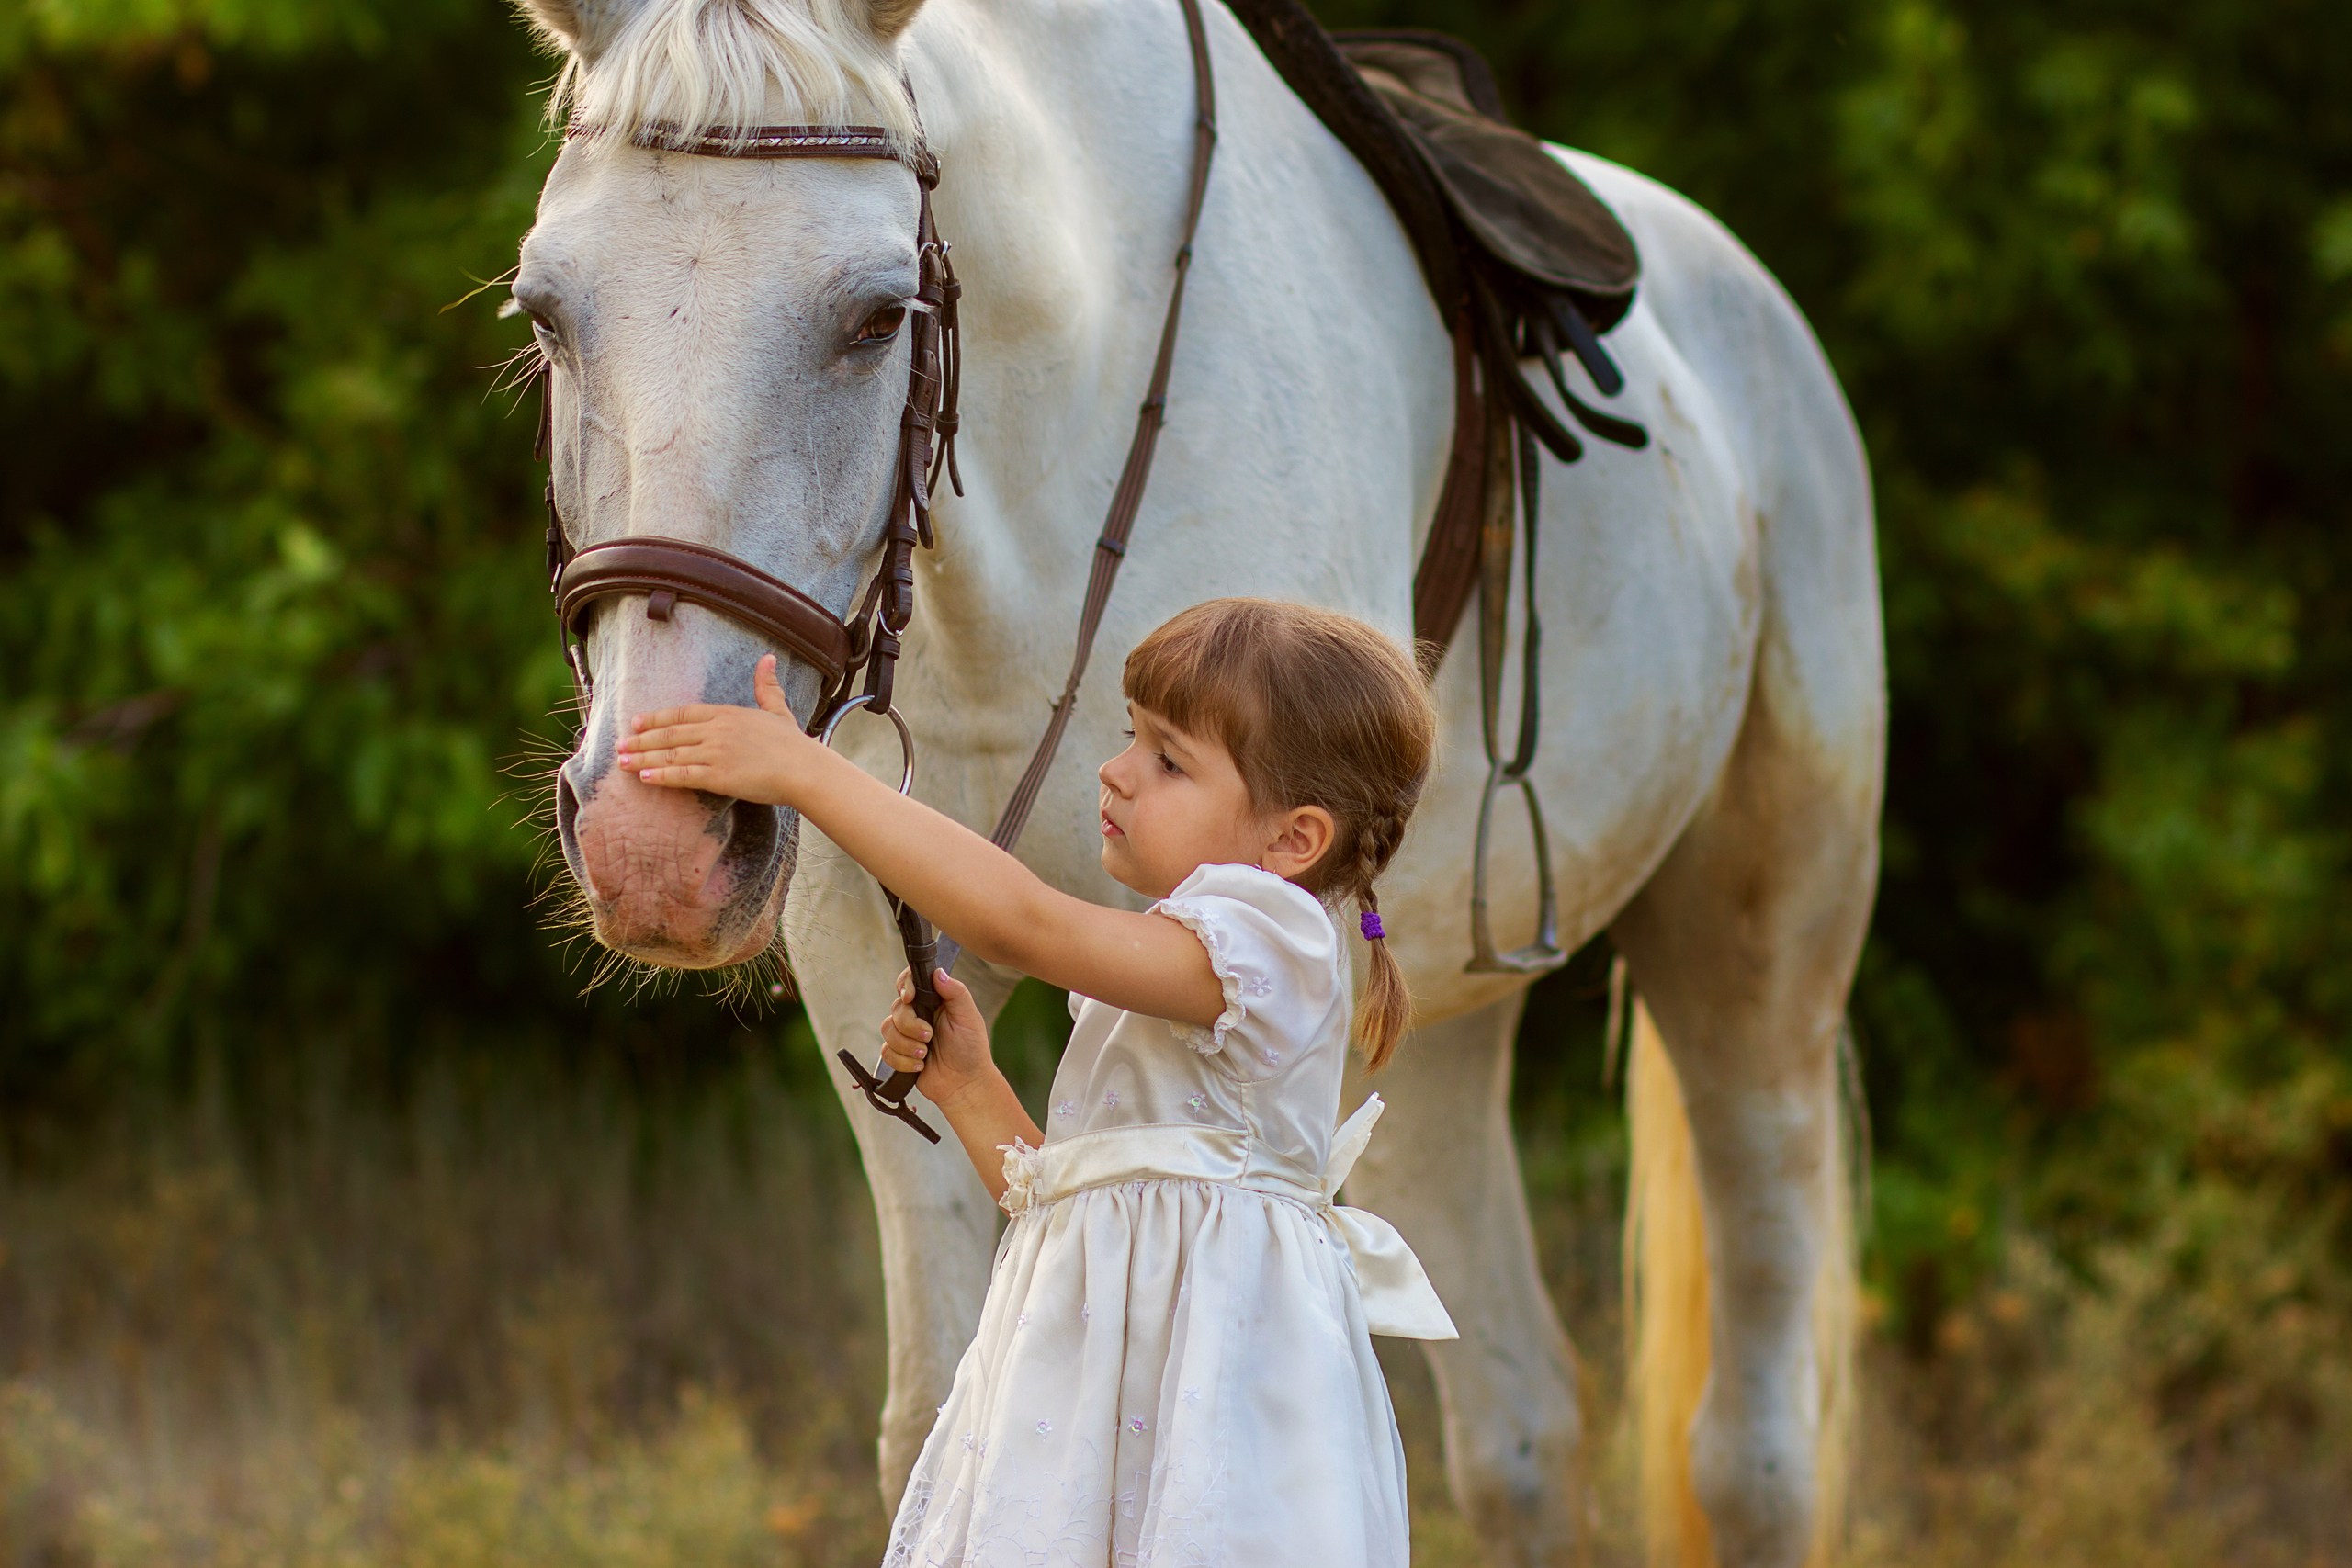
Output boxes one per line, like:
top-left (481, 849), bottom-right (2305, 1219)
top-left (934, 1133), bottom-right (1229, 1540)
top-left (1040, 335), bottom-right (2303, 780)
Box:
top-left (618, 597), bottom-right (1456, 1567)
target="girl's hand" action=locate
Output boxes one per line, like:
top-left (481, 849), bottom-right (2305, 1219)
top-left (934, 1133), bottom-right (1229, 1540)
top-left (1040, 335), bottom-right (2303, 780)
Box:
top-left (876, 969), bottom-right (997, 1109)
top-left (619, 654), bottom-right (811, 804)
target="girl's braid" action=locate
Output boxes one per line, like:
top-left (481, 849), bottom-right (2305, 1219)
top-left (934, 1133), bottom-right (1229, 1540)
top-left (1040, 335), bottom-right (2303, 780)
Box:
top-left (1348, 797), bottom-right (1415, 1071)
top-left (1351, 801), bottom-right (1408, 908)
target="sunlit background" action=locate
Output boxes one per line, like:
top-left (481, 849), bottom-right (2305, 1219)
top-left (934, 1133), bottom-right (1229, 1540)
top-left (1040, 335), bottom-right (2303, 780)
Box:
top-left (4, 1), bottom-right (2348, 1562)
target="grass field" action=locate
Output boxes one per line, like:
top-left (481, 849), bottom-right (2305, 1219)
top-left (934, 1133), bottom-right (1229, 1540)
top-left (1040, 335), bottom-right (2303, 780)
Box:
top-left (4, 994), bottom-right (2346, 1568)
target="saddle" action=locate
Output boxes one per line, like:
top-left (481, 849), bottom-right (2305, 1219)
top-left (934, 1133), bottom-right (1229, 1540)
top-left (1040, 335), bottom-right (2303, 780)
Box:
top-left (1227, 4), bottom-right (1650, 971)
top-left (1340, 32), bottom-right (1638, 329)
top-left (1224, 4), bottom-right (1646, 657)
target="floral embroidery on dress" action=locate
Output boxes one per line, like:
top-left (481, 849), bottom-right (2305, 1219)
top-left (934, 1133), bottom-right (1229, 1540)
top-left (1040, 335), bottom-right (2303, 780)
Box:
top-left (1102, 1089), bottom-right (1120, 1108)
top-left (1054, 1100), bottom-right (1076, 1119)
top-left (1186, 1092), bottom-right (1208, 1114)
top-left (885, 1435), bottom-right (1236, 1568)
top-left (880, 1474), bottom-right (935, 1568)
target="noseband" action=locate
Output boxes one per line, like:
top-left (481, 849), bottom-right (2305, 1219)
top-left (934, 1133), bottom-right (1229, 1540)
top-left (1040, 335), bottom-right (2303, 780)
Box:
top-left (535, 1), bottom-right (1216, 1142)
top-left (543, 122), bottom-right (960, 735)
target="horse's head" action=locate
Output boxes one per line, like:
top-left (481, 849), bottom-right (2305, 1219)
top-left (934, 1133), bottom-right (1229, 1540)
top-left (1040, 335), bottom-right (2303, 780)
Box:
top-left (515, 0), bottom-right (932, 968)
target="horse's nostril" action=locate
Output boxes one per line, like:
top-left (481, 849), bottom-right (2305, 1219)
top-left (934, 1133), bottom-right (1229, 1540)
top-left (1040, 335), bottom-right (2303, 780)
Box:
top-left (721, 797), bottom-right (781, 879)
top-left (557, 763), bottom-right (583, 848)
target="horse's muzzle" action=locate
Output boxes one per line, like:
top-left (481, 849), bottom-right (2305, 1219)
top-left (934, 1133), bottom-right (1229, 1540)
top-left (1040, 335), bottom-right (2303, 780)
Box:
top-left (556, 749), bottom-right (791, 967)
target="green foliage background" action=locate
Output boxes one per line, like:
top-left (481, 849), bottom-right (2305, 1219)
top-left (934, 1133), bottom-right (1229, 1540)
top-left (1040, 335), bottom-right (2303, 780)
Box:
top-left (4, 0), bottom-right (2350, 1529)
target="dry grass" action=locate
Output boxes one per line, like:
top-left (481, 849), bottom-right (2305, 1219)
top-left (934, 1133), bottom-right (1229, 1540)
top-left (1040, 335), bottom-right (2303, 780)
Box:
top-left (3, 1384), bottom-right (878, 1568)
top-left (3, 1013), bottom-right (2346, 1568)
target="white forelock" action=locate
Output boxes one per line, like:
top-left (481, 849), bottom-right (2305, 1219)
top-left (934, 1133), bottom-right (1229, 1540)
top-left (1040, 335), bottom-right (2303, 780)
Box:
top-left (534, 0), bottom-right (923, 149)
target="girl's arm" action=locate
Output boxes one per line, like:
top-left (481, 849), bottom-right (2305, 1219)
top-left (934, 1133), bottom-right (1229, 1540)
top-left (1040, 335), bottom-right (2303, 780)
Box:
top-left (618, 657), bottom-right (1227, 1027)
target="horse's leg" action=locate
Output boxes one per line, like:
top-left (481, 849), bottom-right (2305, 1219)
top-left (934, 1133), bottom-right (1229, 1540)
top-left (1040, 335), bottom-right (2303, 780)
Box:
top-left (1610, 691), bottom-right (1878, 1568)
top-left (1343, 992), bottom-right (1586, 1567)
top-left (788, 879), bottom-right (1014, 1506)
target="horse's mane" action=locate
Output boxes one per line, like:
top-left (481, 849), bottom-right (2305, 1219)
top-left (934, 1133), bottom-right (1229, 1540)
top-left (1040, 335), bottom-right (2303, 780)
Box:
top-left (533, 0), bottom-right (923, 149)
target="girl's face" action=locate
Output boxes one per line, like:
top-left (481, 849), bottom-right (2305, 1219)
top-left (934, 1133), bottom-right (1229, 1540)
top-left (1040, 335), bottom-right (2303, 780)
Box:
top-left (1096, 704), bottom-right (1334, 900)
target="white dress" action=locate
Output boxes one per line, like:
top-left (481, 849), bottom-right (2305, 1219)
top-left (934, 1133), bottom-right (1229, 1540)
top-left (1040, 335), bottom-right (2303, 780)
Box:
top-left (882, 863), bottom-right (1456, 1568)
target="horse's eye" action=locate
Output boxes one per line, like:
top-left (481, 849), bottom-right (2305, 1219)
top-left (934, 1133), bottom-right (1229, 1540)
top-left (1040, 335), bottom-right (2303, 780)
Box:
top-left (503, 296), bottom-right (560, 341)
top-left (855, 305), bottom-right (907, 344)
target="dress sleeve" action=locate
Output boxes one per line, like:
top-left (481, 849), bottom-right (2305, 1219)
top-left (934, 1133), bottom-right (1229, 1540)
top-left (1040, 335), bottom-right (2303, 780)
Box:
top-left (1151, 863), bottom-right (1343, 1075)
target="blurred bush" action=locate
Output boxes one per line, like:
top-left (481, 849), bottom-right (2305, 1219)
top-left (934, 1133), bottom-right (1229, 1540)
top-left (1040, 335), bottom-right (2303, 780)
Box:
top-left (0, 0), bottom-right (582, 1113)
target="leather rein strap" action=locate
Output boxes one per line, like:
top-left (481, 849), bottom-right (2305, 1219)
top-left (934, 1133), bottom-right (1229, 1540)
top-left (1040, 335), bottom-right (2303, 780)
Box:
top-left (964, 0), bottom-right (1218, 871)
top-left (536, 0), bottom-right (1216, 1140)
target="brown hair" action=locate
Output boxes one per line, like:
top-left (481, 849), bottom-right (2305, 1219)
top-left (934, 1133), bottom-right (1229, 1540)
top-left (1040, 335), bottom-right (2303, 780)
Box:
top-left (1124, 597), bottom-right (1436, 1070)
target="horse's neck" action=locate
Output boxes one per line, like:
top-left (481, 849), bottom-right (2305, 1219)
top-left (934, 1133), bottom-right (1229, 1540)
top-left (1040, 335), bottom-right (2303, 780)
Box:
top-left (894, 0), bottom-right (1219, 702)
top-left (887, 0), bottom-right (1452, 785)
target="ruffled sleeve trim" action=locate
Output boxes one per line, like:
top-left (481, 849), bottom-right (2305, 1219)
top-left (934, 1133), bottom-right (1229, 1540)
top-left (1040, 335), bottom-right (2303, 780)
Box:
top-left (1153, 898), bottom-right (1251, 1055)
top-left (1149, 863), bottom-right (1338, 1064)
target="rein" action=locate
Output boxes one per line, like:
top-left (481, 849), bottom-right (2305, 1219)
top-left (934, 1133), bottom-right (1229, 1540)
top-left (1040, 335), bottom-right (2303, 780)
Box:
top-left (537, 0), bottom-right (1217, 1140)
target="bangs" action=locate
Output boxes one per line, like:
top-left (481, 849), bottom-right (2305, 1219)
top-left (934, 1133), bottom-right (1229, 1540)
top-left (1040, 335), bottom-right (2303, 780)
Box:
top-left (1121, 602), bottom-right (1279, 802)
top-left (1121, 597), bottom-right (1433, 865)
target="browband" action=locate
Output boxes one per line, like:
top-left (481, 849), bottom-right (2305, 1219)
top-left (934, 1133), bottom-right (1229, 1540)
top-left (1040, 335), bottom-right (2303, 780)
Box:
top-left (567, 118), bottom-right (940, 187)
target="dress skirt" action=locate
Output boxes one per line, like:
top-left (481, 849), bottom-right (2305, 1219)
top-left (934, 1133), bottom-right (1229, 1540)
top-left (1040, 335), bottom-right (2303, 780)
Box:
top-left (881, 1174), bottom-right (1411, 1568)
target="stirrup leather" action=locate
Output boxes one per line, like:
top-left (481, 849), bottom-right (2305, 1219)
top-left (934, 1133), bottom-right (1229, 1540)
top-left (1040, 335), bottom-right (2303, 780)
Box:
top-left (1464, 419), bottom-right (1566, 974)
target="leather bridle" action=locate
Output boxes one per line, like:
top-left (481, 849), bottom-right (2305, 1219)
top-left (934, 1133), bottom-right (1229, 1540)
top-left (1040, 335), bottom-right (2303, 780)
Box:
top-left (545, 122), bottom-right (961, 739)
top-left (537, 0), bottom-right (1216, 1141)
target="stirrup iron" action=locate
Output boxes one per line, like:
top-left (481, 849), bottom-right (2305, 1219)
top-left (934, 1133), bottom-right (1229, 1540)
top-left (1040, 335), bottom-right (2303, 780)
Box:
top-left (1465, 762), bottom-right (1564, 972)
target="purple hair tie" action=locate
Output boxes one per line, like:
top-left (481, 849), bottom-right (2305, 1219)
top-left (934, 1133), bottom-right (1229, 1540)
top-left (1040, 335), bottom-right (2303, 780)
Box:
top-left (1359, 909), bottom-right (1385, 942)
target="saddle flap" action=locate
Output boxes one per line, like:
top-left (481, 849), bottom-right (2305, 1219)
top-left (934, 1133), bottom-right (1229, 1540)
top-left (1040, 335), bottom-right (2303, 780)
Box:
top-left (1337, 33), bottom-right (1639, 322)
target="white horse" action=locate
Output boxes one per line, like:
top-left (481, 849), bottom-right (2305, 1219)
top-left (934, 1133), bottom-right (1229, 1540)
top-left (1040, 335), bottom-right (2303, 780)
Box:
top-left (512, 0), bottom-right (1882, 1562)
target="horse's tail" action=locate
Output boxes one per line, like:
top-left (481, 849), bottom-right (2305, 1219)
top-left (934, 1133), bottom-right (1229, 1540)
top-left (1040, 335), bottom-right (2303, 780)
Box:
top-left (1623, 998), bottom-right (1860, 1568)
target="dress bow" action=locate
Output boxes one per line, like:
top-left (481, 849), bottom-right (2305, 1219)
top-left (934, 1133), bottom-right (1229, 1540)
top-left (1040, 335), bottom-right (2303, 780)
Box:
top-left (1321, 1095), bottom-right (1459, 1340)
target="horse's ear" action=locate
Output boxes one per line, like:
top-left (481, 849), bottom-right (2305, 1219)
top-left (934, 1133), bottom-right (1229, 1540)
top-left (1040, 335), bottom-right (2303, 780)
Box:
top-left (514, 0), bottom-right (651, 60)
top-left (863, 0), bottom-right (927, 40)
